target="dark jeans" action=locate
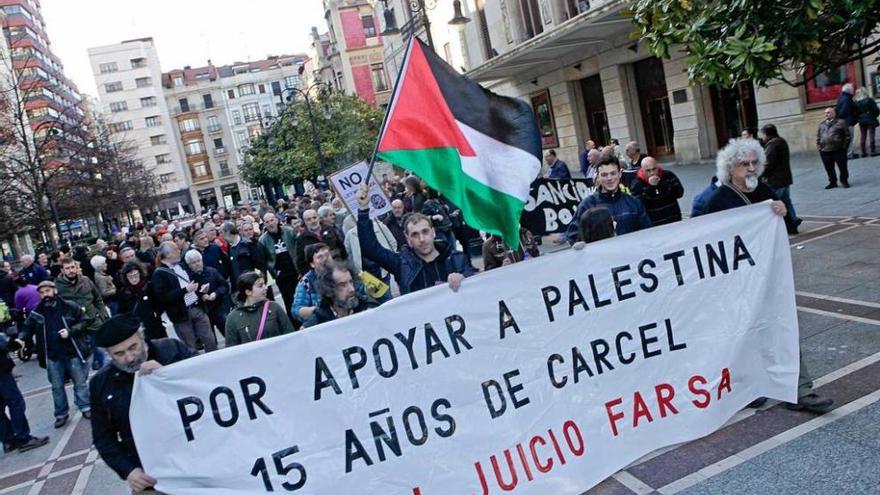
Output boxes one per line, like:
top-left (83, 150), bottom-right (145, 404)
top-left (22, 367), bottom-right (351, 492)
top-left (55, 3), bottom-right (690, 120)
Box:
top-left (819, 150), bottom-right (848, 185)
top-left (0, 372), bottom-right (30, 445)
top-left (47, 356), bottom-right (91, 418)
top-left (859, 123), bottom-right (877, 155)
top-left (770, 186), bottom-right (798, 229)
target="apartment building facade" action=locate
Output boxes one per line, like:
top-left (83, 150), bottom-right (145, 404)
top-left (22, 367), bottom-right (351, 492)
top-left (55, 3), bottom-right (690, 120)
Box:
top-left (88, 38), bottom-right (192, 216)
top-left (374, 0), bottom-right (880, 169)
top-left (311, 0), bottom-right (392, 106)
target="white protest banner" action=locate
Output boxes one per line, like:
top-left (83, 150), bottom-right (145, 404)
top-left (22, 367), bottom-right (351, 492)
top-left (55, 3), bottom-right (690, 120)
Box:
top-left (131, 202), bottom-right (799, 495)
top-left (329, 160), bottom-right (391, 219)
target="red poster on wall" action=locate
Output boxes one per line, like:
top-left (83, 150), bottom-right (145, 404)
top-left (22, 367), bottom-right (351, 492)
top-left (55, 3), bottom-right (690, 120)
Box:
top-left (804, 62), bottom-right (858, 107)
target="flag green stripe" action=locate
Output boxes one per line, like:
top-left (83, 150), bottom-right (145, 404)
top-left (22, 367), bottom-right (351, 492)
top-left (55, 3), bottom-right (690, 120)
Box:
top-left (378, 148), bottom-right (524, 248)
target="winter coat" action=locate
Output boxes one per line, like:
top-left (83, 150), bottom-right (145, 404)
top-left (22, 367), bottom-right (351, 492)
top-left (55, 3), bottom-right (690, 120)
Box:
top-left (762, 136), bottom-right (793, 188)
top-left (18, 263), bottom-right (49, 285)
top-left (258, 226), bottom-right (298, 278)
top-left (855, 97), bottom-right (880, 126)
top-left (303, 295), bottom-right (378, 328)
top-left (293, 230), bottom-right (323, 276)
top-left (191, 244), bottom-right (229, 280)
top-left (565, 187), bottom-right (652, 242)
top-left (357, 210), bottom-right (476, 295)
top-left (225, 300), bottom-right (295, 346)
top-left (0, 333), bottom-right (21, 374)
top-left (382, 214), bottom-right (406, 250)
top-left (817, 118), bottom-right (849, 152)
top-left (0, 269), bottom-right (15, 307)
top-left (628, 168), bottom-right (684, 226)
top-left (546, 159), bottom-right (572, 180)
top-left (835, 92), bottom-right (857, 126)
top-left (93, 271), bottom-right (117, 302)
top-left (227, 238), bottom-right (264, 286)
top-left (117, 281), bottom-right (167, 341)
top-left (20, 298), bottom-right (90, 368)
top-left (89, 338), bottom-right (192, 480)
top-left (150, 264), bottom-right (195, 323)
top-left (55, 274), bottom-right (107, 333)
top-left (706, 182), bottom-right (776, 214)
top-left (691, 177), bottom-right (719, 218)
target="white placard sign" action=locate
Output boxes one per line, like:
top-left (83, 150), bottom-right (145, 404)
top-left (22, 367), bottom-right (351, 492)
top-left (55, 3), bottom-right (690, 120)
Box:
top-left (131, 202), bottom-right (799, 495)
top-left (329, 160), bottom-right (391, 219)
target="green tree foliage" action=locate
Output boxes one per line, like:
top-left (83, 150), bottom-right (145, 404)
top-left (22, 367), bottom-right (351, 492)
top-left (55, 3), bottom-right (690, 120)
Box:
top-left (242, 90), bottom-right (384, 186)
top-left (629, 0), bottom-right (880, 87)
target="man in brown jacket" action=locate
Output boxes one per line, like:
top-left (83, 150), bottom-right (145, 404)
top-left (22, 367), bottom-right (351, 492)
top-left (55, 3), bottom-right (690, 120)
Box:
top-left (817, 107), bottom-right (850, 189)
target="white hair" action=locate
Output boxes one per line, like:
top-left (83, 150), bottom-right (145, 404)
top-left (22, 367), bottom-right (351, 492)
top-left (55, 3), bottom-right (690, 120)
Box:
top-left (854, 87), bottom-right (869, 101)
top-left (20, 254), bottom-right (33, 263)
top-left (716, 138), bottom-right (766, 185)
top-left (184, 249), bottom-right (202, 264)
top-left (317, 205), bottom-right (334, 218)
top-left (90, 255), bottom-right (107, 271)
top-left (841, 83), bottom-right (854, 95)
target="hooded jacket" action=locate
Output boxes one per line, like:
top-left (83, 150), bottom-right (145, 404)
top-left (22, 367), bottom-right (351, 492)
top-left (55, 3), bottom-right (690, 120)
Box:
top-left (357, 209), bottom-right (476, 295)
top-left (629, 167), bottom-right (684, 226)
top-left (225, 300), bottom-right (296, 346)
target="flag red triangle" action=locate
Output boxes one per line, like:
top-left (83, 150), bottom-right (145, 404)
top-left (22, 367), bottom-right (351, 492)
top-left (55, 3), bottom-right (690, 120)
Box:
top-left (377, 39), bottom-right (476, 156)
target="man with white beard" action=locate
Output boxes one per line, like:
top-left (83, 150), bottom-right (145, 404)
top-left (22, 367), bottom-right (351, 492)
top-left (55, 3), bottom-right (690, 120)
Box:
top-left (706, 138), bottom-right (788, 216)
top-left (704, 138), bottom-right (833, 414)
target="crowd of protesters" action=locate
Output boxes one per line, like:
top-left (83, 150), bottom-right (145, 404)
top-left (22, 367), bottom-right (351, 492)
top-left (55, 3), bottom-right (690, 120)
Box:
top-left (0, 125), bottom-right (846, 492)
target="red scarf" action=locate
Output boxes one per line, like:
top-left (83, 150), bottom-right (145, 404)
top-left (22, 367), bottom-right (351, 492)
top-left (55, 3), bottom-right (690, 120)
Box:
top-left (636, 165), bottom-right (664, 182)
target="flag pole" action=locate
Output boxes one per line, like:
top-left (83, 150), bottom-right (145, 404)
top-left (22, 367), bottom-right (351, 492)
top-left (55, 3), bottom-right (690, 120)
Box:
top-left (365, 35), bottom-right (416, 186)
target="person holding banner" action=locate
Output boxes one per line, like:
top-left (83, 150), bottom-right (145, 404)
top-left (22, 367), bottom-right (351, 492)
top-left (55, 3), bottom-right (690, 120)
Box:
top-left (706, 138), bottom-right (833, 413)
top-left (302, 261), bottom-right (378, 328)
top-left (224, 272), bottom-right (296, 346)
top-left (357, 187), bottom-right (476, 295)
top-left (90, 313), bottom-right (193, 493)
top-left (565, 158), bottom-right (652, 243)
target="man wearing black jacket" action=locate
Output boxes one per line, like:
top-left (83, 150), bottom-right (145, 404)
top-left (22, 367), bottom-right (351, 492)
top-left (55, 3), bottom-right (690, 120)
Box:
top-left (760, 124), bottom-right (801, 234)
top-left (1, 333), bottom-right (49, 453)
top-left (184, 249), bottom-right (230, 338)
top-left (628, 156), bottom-right (684, 226)
top-left (90, 313), bottom-right (192, 493)
top-left (19, 281), bottom-right (91, 428)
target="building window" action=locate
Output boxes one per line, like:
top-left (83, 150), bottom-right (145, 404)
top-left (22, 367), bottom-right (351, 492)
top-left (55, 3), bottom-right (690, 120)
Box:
top-left (178, 98), bottom-right (190, 113)
top-left (227, 89), bottom-right (236, 99)
top-left (476, 0), bottom-right (495, 60)
top-left (271, 81), bottom-right (282, 96)
top-left (172, 75), bottom-right (184, 87)
top-left (130, 57), bottom-right (148, 69)
top-left (258, 84), bottom-right (266, 94)
top-left (519, 0), bottom-right (544, 40)
top-left (232, 109), bottom-right (242, 125)
top-left (371, 64), bottom-right (388, 92)
top-left (145, 116), bottom-right (162, 127)
top-left (191, 162), bottom-right (209, 177)
top-left (239, 83), bottom-right (255, 96)
top-left (276, 102), bottom-right (285, 114)
top-left (104, 81), bottom-right (123, 93)
top-left (150, 135), bottom-right (167, 146)
top-left (236, 130), bottom-right (249, 146)
top-left (99, 62), bottom-right (118, 74)
top-left (262, 104), bottom-right (272, 118)
top-left (284, 75), bottom-right (301, 89)
top-left (247, 125), bottom-right (262, 138)
top-left (108, 121), bottom-right (133, 133)
top-left (178, 118), bottom-right (200, 132)
top-left (203, 93), bottom-right (214, 108)
top-left (140, 96), bottom-right (157, 107)
top-left (185, 139), bottom-right (206, 156)
top-left (160, 173), bottom-right (174, 183)
top-left (135, 77), bottom-right (152, 88)
top-left (219, 160), bottom-right (230, 176)
top-left (362, 15), bottom-right (377, 38)
top-left (109, 101), bottom-right (128, 113)
top-left (155, 153), bottom-right (171, 164)
top-left (213, 137), bottom-right (224, 148)
top-left (206, 115), bottom-right (221, 132)
top-left (242, 103), bottom-right (260, 122)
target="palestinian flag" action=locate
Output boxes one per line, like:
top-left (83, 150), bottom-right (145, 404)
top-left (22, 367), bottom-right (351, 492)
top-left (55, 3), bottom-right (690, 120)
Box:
top-left (376, 37), bottom-right (542, 249)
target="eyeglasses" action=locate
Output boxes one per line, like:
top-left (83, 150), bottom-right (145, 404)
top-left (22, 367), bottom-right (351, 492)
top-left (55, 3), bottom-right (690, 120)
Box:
top-left (736, 160), bottom-right (759, 168)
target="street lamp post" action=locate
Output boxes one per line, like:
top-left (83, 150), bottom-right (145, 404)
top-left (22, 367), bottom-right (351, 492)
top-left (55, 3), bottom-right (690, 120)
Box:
top-left (380, 0), bottom-right (471, 50)
top-left (278, 75), bottom-right (334, 190)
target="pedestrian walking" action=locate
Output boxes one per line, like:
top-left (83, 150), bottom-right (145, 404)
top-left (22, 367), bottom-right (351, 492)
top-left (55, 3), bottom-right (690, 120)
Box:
top-left (817, 107), bottom-right (850, 189)
top-left (704, 138), bottom-right (833, 414)
top-left (225, 272), bottom-right (295, 346)
top-left (628, 156), bottom-right (684, 226)
top-left (854, 87), bottom-right (879, 157)
top-left (0, 333), bottom-right (49, 454)
top-left (90, 313), bottom-right (192, 493)
top-left (760, 124), bottom-right (801, 234)
top-left (19, 281), bottom-right (92, 428)
top-left (834, 83), bottom-right (857, 157)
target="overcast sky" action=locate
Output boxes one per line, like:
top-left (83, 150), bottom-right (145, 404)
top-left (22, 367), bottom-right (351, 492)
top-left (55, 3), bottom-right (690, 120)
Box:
top-left (41, 0), bottom-right (327, 97)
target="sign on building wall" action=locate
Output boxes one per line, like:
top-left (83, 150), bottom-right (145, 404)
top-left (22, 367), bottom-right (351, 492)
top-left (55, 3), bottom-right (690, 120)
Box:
top-left (530, 89), bottom-right (559, 148)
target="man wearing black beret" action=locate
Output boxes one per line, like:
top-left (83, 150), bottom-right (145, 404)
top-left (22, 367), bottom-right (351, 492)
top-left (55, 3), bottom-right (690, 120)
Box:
top-left (89, 313), bottom-right (192, 493)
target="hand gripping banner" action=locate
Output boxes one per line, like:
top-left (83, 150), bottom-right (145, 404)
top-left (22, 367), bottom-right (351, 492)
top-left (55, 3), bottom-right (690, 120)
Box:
top-left (131, 202), bottom-right (799, 495)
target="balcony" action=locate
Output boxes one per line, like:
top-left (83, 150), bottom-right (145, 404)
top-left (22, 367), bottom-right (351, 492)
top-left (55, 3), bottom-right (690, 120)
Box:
top-left (206, 124), bottom-right (222, 133)
top-left (171, 103), bottom-right (204, 116)
top-left (213, 147), bottom-right (227, 156)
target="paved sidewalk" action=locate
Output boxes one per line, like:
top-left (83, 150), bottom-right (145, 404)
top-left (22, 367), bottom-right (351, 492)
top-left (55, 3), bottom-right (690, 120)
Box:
top-left (1, 155), bottom-right (878, 495)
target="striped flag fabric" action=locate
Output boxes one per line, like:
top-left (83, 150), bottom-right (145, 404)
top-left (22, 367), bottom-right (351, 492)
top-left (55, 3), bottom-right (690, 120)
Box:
top-left (376, 37), bottom-right (542, 249)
